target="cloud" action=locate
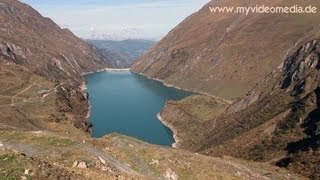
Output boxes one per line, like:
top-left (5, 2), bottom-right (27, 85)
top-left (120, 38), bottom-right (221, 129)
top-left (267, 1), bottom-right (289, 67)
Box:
top-left (21, 0), bottom-right (210, 40)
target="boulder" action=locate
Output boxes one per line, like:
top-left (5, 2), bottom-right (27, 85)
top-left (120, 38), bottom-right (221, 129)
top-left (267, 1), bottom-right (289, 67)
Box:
top-left (77, 161), bottom-right (87, 169)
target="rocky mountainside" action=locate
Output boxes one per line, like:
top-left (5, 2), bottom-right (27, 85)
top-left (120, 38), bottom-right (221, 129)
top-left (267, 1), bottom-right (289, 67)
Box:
top-left (202, 40), bottom-right (320, 178)
top-left (158, 37), bottom-right (320, 179)
top-left (87, 39), bottom-right (155, 68)
top-left (132, 0), bottom-right (320, 100)
top-left (0, 0), bottom-right (108, 133)
top-left (132, 0), bottom-right (320, 178)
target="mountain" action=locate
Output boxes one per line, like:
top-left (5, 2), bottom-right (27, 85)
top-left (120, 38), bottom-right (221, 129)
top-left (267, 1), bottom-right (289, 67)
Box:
top-left (132, 0), bottom-right (320, 178)
top-left (88, 28), bottom-right (144, 41)
top-left (160, 40), bottom-right (320, 178)
top-left (0, 0), bottom-right (109, 133)
top-left (132, 0), bottom-right (320, 100)
top-left (87, 39), bottom-right (155, 68)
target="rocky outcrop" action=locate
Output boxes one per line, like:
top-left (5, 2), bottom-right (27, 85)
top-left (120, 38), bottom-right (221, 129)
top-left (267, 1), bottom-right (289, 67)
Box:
top-left (132, 0), bottom-right (320, 100)
top-left (56, 85), bottom-right (93, 132)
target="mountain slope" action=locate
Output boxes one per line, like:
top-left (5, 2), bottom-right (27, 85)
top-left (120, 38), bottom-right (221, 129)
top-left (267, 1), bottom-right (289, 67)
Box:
top-left (158, 39), bottom-right (320, 178)
top-left (204, 39), bottom-right (320, 179)
top-left (0, 131), bottom-right (304, 180)
top-left (87, 39), bottom-right (155, 68)
top-left (131, 0), bottom-right (320, 178)
top-left (132, 0), bottom-right (320, 100)
top-left (0, 0), bottom-right (108, 133)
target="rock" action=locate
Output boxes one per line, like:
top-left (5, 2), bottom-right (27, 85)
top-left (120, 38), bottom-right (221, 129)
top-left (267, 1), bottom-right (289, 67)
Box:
top-left (77, 161), bottom-right (87, 169)
top-left (77, 162), bottom-right (87, 169)
top-left (165, 168), bottom-right (179, 180)
top-left (150, 159), bottom-right (159, 165)
top-left (98, 156), bottom-right (106, 165)
top-left (72, 161), bottom-right (78, 168)
top-left (101, 166), bottom-right (114, 173)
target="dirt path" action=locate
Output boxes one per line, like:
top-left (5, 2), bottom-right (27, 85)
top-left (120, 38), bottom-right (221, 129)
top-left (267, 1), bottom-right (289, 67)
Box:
top-left (0, 138), bottom-right (140, 176)
top-left (0, 82), bottom-right (58, 107)
top-left (79, 144), bottom-right (140, 175)
top-left (0, 80), bottom-right (23, 94)
top-left (11, 84), bottom-right (34, 105)
top-left (0, 95), bottom-right (24, 99)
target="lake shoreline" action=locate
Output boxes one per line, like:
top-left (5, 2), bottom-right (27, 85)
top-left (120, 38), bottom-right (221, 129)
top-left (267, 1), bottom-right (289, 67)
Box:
top-left (130, 71), bottom-right (233, 104)
top-left (80, 68), bottom-right (131, 122)
top-left (82, 68), bottom-right (131, 76)
top-left (157, 113), bottom-right (180, 148)
top-left (131, 70), bottom-right (232, 148)
top-left (83, 70), bottom-right (188, 145)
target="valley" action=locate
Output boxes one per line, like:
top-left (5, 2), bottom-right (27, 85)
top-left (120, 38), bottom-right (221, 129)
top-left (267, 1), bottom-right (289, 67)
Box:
top-left (87, 39), bottom-right (155, 68)
top-left (85, 71), bottom-right (191, 145)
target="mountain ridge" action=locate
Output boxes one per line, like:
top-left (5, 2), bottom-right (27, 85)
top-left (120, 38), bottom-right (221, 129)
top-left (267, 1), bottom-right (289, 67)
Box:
top-left (132, 0), bottom-right (320, 100)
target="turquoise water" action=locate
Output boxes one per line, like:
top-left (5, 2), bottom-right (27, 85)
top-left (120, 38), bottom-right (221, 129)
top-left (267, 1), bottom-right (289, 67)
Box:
top-left (85, 71), bottom-right (191, 146)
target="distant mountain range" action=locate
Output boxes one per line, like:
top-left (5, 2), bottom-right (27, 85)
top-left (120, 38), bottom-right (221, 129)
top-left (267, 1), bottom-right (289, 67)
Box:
top-left (88, 28), bottom-right (145, 41)
top-left (87, 39), bottom-right (155, 68)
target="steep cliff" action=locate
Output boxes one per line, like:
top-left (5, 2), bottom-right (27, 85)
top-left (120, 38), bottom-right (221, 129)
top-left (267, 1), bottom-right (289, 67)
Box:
top-left (132, 0), bottom-right (320, 100)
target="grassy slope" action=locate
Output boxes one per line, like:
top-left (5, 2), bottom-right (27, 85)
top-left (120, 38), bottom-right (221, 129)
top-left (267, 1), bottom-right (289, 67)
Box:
top-left (157, 40), bottom-right (320, 178)
top-left (159, 95), bottom-right (229, 151)
top-left (0, 131), bottom-right (304, 180)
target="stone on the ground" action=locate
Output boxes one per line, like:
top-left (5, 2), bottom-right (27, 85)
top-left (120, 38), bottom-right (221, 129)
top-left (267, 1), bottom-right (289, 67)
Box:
top-left (150, 159), bottom-right (159, 165)
top-left (98, 156), bottom-right (106, 165)
top-left (77, 161), bottom-right (87, 169)
top-left (72, 161), bottom-right (78, 168)
top-left (165, 168), bottom-right (179, 180)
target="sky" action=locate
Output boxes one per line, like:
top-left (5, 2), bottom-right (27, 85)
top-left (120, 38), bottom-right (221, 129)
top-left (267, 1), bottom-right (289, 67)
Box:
top-left (21, 0), bottom-right (209, 40)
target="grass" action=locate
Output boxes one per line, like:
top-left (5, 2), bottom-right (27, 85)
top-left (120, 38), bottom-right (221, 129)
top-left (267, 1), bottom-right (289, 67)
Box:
top-left (177, 95), bottom-right (228, 122)
top-left (0, 154), bottom-right (30, 180)
top-left (159, 95), bottom-right (228, 151)
top-left (30, 136), bottom-right (76, 148)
